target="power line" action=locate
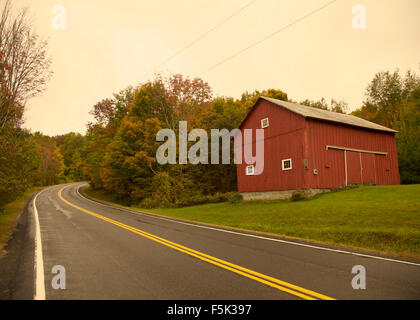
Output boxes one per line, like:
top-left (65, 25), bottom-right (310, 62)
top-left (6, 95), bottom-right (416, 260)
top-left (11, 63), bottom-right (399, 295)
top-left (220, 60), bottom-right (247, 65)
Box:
top-left (156, 0), bottom-right (257, 69)
top-left (199, 0), bottom-right (337, 76)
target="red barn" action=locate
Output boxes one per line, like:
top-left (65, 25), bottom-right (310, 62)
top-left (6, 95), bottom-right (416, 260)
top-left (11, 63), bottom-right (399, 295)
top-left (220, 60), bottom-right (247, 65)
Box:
top-left (236, 97), bottom-right (400, 200)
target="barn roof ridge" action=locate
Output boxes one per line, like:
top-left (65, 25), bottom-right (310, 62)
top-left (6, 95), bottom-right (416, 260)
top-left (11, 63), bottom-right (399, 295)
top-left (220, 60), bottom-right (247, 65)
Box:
top-left (258, 96), bottom-right (397, 133)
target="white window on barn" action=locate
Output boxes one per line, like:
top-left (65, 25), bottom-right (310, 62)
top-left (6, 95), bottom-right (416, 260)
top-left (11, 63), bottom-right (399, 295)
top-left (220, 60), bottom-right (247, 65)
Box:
top-left (246, 165), bottom-right (255, 175)
top-left (282, 158), bottom-right (292, 171)
top-left (261, 117), bottom-right (269, 129)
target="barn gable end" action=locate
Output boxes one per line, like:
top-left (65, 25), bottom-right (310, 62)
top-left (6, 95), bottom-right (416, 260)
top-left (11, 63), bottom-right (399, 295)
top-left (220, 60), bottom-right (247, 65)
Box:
top-left (237, 98), bottom-right (307, 193)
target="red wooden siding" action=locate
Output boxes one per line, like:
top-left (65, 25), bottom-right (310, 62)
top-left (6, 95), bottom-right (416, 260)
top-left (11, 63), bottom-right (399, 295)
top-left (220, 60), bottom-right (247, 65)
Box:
top-left (346, 151), bottom-right (362, 185)
top-left (361, 153), bottom-right (376, 184)
top-left (318, 148), bottom-right (346, 188)
top-left (375, 153), bottom-right (399, 185)
top-left (305, 119), bottom-right (400, 188)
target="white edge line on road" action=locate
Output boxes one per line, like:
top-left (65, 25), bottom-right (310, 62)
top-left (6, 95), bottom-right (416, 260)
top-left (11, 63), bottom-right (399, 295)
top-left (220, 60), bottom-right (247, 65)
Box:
top-left (74, 184), bottom-right (420, 268)
top-left (33, 188), bottom-right (47, 300)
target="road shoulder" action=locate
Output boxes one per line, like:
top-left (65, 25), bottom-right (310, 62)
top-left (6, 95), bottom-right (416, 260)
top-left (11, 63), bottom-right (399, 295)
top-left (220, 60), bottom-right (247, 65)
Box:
top-left (0, 190), bottom-right (42, 300)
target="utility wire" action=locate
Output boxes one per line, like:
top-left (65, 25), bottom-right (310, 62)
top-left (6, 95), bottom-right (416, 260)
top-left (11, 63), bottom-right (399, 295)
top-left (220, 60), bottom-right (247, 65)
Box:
top-left (156, 0), bottom-right (257, 69)
top-left (199, 0), bottom-right (337, 76)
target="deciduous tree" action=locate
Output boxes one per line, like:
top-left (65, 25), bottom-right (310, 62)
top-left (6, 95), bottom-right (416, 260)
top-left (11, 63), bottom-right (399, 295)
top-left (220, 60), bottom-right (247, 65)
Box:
top-left (0, 0), bottom-right (52, 129)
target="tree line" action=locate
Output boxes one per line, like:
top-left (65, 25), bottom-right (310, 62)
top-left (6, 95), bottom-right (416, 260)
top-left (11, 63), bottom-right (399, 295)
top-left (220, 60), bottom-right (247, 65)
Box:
top-left (0, 0), bottom-right (53, 210)
top-left (68, 69), bottom-right (420, 208)
top-left (1, 69), bottom-right (418, 210)
top-left (79, 77), bottom-right (290, 207)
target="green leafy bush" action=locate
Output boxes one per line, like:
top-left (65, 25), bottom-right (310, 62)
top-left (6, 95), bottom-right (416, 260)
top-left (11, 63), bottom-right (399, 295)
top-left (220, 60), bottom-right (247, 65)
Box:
top-left (227, 192), bottom-right (243, 203)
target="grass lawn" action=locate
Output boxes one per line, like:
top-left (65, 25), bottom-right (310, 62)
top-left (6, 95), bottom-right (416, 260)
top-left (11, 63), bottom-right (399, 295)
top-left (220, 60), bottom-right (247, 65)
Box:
top-left (0, 186), bottom-right (45, 253)
top-left (83, 185), bottom-right (420, 260)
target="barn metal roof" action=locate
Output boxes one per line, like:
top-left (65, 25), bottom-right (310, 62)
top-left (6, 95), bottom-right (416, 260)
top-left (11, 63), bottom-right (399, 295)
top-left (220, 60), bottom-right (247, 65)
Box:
top-left (260, 96), bottom-right (397, 133)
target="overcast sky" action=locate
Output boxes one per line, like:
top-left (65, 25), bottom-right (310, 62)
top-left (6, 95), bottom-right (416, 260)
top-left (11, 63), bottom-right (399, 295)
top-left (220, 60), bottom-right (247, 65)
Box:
top-left (12, 0), bottom-right (420, 136)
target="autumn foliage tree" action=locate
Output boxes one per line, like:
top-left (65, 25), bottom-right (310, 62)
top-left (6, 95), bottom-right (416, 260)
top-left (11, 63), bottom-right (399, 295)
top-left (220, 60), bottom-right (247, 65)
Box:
top-left (352, 70), bottom-right (420, 128)
top-left (33, 133), bottom-right (64, 185)
top-left (0, 0), bottom-right (52, 129)
top-left (54, 132), bottom-right (87, 181)
top-left (97, 75), bottom-right (213, 204)
top-left (81, 74), bottom-right (306, 207)
top-left (82, 87), bottom-right (136, 189)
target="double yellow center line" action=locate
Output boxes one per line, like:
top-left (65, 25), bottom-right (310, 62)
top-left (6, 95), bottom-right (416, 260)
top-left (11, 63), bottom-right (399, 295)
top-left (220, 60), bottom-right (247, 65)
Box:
top-left (58, 186), bottom-right (335, 300)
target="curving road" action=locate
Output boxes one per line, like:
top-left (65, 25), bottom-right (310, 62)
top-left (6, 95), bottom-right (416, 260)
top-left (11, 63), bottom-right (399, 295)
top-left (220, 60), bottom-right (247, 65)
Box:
top-left (12, 183), bottom-right (420, 299)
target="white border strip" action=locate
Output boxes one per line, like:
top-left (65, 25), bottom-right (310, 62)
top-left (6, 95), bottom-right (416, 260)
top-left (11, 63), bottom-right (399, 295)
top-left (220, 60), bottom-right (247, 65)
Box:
top-left (33, 189), bottom-right (47, 300)
top-left (326, 145), bottom-right (388, 156)
top-left (75, 184), bottom-right (420, 268)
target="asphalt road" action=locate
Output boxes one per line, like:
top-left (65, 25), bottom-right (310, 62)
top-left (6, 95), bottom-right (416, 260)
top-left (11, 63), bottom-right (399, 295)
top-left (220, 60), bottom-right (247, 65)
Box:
top-left (7, 182), bottom-right (420, 300)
